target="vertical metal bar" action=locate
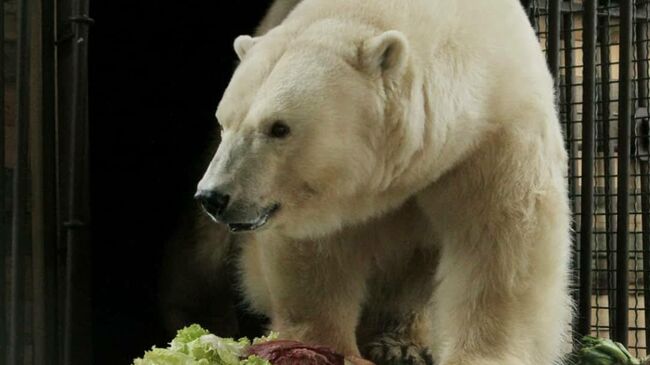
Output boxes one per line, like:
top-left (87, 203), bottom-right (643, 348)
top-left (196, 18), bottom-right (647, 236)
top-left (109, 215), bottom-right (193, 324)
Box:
top-left (30, 0), bottom-right (45, 361)
top-left (563, 14), bottom-right (582, 339)
top-left (579, 0), bottom-right (597, 337)
top-left (63, 0), bottom-right (93, 361)
top-left (31, 0), bottom-right (59, 363)
top-left (563, 13), bottom-right (582, 340)
top-left (641, 161), bottom-right (650, 352)
top-left (9, 0), bottom-right (31, 362)
top-left (615, 0), bottom-right (633, 347)
top-left (638, 17), bottom-right (649, 108)
top-left (564, 12), bottom-right (576, 199)
top-left (0, 0), bottom-right (7, 360)
top-left (598, 14), bottom-right (618, 339)
top-left (43, 0), bottom-right (60, 358)
top-left (636, 5), bottom-right (650, 348)
top-left (547, 0), bottom-right (561, 83)
top-left (55, 0), bottom-right (73, 360)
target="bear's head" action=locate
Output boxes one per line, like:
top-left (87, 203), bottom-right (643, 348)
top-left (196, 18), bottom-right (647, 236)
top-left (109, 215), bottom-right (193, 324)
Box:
top-left (197, 21), bottom-right (420, 239)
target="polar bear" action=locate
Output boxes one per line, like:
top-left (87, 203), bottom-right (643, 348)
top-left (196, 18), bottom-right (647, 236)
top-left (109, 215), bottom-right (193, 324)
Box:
top-left (195, 1), bottom-right (573, 364)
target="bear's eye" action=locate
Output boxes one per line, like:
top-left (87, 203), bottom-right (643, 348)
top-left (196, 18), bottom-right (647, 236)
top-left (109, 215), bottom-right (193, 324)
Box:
top-left (269, 121), bottom-right (290, 139)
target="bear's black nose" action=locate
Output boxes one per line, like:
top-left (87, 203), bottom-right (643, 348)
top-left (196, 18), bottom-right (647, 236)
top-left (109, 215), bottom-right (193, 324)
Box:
top-left (195, 189), bottom-right (230, 219)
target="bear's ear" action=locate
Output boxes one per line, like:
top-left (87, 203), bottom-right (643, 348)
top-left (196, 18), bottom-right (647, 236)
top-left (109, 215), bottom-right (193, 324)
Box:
top-left (234, 35), bottom-right (258, 60)
top-left (361, 30), bottom-right (409, 76)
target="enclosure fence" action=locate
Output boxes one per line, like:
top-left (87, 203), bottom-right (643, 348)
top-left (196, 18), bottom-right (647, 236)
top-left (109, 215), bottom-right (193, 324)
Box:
top-left (1, 0), bottom-right (92, 364)
top-left (526, 0), bottom-right (650, 357)
top-left (1, 0), bottom-right (650, 364)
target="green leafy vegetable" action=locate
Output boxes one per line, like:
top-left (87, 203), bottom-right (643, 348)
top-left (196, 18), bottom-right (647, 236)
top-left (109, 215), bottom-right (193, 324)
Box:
top-left (132, 324), bottom-right (275, 365)
top-left (572, 336), bottom-right (641, 365)
top-left (134, 348), bottom-right (205, 365)
top-left (252, 332), bottom-right (279, 345)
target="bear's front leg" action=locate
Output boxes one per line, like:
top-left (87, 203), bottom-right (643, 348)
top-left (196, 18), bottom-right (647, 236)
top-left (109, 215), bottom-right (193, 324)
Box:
top-left (416, 130), bottom-right (573, 365)
top-left (244, 233), bottom-right (372, 356)
top-left (358, 246), bottom-right (439, 365)
top-left (419, 196), bottom-right (571, 365)
top-left (431, 230), bottom-right (572, 365)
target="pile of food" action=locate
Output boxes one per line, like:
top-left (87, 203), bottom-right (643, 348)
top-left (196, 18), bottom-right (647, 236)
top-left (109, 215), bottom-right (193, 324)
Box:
top-left (133, 324), bottom-right (371, 365)
top-left (135, 326), bottom-right (650, 365)
top-left (570, 336), bottom-right (646, 365)
top-left (133, 324), bottom-right (275, 365)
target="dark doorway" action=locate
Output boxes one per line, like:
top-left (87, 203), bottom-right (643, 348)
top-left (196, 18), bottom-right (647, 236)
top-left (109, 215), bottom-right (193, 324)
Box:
top-left (89, 2), bottom-right (270, 363)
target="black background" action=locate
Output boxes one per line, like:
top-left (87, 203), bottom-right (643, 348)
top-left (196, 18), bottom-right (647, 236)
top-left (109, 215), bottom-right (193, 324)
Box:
top-left (89, 2), bottom-right (270, 363)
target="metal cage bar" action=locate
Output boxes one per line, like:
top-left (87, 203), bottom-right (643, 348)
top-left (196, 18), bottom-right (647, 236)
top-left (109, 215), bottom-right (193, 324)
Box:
top-left (561, 10), bottom-right (582, 336)
top-left (548, 1), bottom-right (561, 78)
top-left (62, 0), bottom-right (93, 361)
top-left (598, 12), bottom-right (618, 339)
top-left (639, 162), bottom-right (650, 347)
top-left (536, 0), bottom-right (650, 19)
top-left (0, 0), bottom-right (6, 360)
top-left (579, 0), bottom-right (598, 337)
top-left (31, 0), bottom-right (60, 362)
top-left (615, 0), bottom-right (634, 347)
top-left (8, 0), bottom-right (31, 362)
top-left (637, 0), bottom-right (650, 348)
top-left (547, 0), bottom-right (561, 82)
top-left (563, 11), bottom-right (576, 207)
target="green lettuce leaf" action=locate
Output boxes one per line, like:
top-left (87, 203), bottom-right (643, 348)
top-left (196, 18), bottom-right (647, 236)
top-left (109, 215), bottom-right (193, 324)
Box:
top-left (252, 332), bottom-right (279, 345)
top-left (132, 324), bottom-right (273, 365)
top-left (133, 347), bottom-right (207, 365)
top-left (199, 334), bottom-right (250, 365)
top-left (573, 336), bottom-right (641, 365)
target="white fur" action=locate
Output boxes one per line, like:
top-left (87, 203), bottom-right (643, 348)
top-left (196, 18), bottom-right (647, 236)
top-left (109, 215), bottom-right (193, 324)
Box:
top-left (199, 1), bottom-right (573, 364)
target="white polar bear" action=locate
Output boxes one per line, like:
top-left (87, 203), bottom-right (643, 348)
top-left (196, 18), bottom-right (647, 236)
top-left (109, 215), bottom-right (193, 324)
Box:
top-left (195, 1), bottom-right (573, 364)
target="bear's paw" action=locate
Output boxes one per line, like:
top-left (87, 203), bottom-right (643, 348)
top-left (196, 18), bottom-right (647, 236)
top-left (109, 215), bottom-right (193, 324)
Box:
top-left (363, 335), bottom-right (434, 365)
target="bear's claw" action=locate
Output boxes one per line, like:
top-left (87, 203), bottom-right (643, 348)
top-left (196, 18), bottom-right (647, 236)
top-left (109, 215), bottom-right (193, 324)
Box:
top-left (364, 336), bottom-right (434, 365)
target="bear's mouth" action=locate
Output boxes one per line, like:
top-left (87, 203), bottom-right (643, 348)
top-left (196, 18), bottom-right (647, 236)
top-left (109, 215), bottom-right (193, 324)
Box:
top-left (228, 204), bottom-right (280, 233)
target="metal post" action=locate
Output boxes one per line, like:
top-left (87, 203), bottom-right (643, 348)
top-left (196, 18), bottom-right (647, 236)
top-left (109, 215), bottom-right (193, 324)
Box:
top-left (0, 0), bottom-right (6, 360)
top-left (598, 13), bottom-right (618, 339)
top-left (564, 12), bottom-right (576, 203)
top-left (63, 0), bottom-right (93, 362)
top-left (9, 0), bottom-right (31, 362)
top-left (637, 2), bottom-right (650, 348)
top-left (547, 0), bottom-right (561, 83)
top-left (614, 0), bottom-right (633, 347)
top-left (642, 162), bottom-right (650, 351)
top-left (563, 13), bottom-right (582, 338)
top-left (579, 0), bottom-right (597, 337)
top-left (31, 0), bottom-right (59, 363)
top-left (42, 0), bottom-right (60, 357)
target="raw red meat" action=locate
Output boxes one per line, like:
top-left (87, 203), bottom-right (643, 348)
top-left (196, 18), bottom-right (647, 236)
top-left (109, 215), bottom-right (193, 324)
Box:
top-left (246, 340), bottom-right (374, 365)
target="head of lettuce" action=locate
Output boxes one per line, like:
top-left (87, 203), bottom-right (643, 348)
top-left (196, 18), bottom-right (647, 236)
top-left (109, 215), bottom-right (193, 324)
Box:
top-left (133, 324), bottom-right (275, 365)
